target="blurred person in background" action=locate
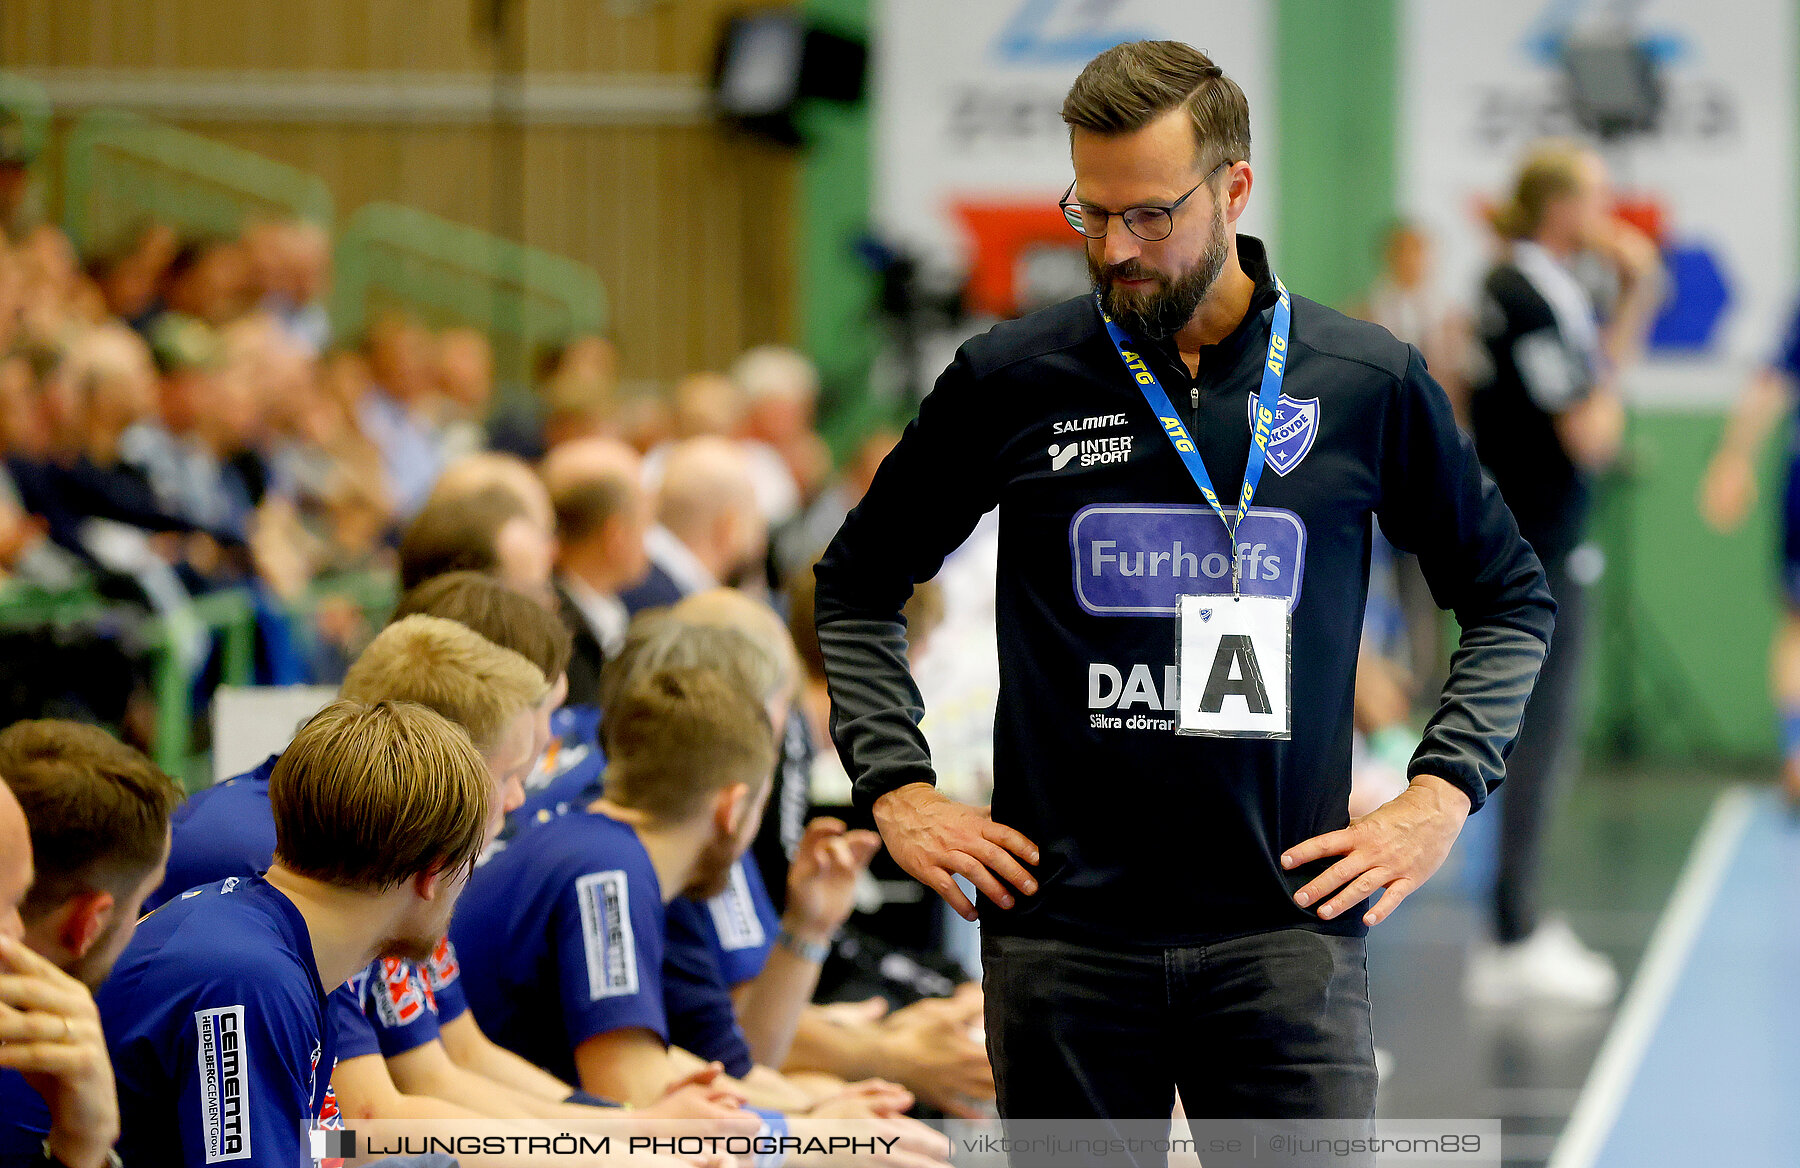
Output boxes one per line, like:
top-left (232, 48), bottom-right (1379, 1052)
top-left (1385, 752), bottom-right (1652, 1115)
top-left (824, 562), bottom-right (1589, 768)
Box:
top-left (0, 720), bottom-right (182, 1161)
top-left (772, 429), bottom-right (899, 586)
top-left (85, 222), bottom-right (178, 335)
top-left (1698, 294), bottom-right (1800, 804)
top-left (542, 437), bottom-right (654, 704)
top-left (1466, 139), bottom-right (1664, 1008)
top-left (435, 327), bottom-right (497, 464)
top-left (0, 102), bottom-right (42, 237)
top-left (359, 311), bottom-right (447, 519)
top-left (143, 235), bottom-right (252, 332)
top-left (398, 482), bottom-right (554, 605)
top-left (245, 218), bottom-right (331, 355)
top-left (647, 370), bottom-right (802, 527)
top-left (625, 435), bottom-right (768, 610)
top-left (733, 345), bottom-right (832, 508)
top-left (1351, 221), bottom-right (1472, 706)
top-left (531, 333), bottom-right (620, 454)
top-left (429, 449), bottom-right (555, 536)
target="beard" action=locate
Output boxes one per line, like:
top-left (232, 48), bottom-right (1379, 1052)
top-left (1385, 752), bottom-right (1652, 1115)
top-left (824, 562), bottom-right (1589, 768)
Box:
top-left (684, 831), bottom-right (742, 901)
top-left (1090, 198), bottom-right (1228, 341)
top-left (377, 929), bottom-right (442, 965)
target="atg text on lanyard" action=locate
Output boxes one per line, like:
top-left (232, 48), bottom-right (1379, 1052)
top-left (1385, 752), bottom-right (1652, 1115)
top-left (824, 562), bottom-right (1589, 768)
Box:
top-left (1096, 277), bottom-right (1295, 739)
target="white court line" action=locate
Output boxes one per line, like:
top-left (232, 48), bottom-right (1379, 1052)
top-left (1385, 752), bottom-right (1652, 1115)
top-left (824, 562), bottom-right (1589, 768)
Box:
top-left (1546, 785), bottom-right (1758, 1168)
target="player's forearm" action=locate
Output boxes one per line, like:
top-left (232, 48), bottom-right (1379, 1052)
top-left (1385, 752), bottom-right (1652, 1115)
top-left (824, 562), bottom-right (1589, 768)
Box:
top-left (440, 1014), bottom-right (578, 1104)
top-left (733, 938), bottom-right (829, 1069)
top-left (1717, 369), bottom-right (1790, 459)
top-left (782, 1009), bottom-right (886, 1082)
top-left (1554, 387), bottom-right (1625, 470)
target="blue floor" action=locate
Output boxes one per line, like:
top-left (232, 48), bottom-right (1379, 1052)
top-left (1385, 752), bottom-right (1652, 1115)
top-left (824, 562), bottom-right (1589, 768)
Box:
top-left (1559, 789), bottom-right (1800, 1167)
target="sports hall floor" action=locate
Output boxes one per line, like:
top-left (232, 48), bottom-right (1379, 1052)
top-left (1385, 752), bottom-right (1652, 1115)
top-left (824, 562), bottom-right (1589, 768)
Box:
top-left (1367, 766), bottom-right (1796, 1167)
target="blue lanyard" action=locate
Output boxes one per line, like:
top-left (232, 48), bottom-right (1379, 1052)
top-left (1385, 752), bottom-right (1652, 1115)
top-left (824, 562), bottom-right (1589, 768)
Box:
top-left (1096, 275), bottom-right (1292, 594)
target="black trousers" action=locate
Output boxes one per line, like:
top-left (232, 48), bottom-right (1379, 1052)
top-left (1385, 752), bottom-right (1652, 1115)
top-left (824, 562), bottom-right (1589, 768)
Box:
top-left (981, 928), bottom-right (1376, 1167)
top-left (1495, 546), bottom-right (1587, 943)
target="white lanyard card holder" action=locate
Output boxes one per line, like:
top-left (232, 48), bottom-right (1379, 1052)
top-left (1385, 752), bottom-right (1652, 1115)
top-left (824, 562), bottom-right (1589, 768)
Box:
top-left (1175, 592), bottom-right (1291, 739)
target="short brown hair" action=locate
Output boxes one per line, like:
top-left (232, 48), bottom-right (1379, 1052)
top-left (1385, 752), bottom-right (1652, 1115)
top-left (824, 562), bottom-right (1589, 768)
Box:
top-left (602, 668), bottom-right (777, 824)
top-left (341, 615), bottom-right (548, 755)
top-left (398, 484), bottom-right (530, 592)
top-left (552, 476), bottom-right (633, 547)
top-left (0, 721), bottom-right (182, 924)
top-left (1061, 41), bottom-right (1250, 169)
top-left (391, 570), bottom-right (573, 680)
top-left (272, 699), bottom-right (491, 892)
top-left (597, 611), bottom-right (782, 738)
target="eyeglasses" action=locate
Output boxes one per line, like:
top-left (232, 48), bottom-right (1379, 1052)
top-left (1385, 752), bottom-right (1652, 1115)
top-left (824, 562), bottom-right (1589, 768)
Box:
top-left (1059, 160), bottom-right (1230, 242)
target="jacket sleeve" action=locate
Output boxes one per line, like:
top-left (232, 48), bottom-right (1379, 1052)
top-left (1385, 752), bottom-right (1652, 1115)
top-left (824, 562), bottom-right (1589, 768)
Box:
top-left (1376, 345), bottom-right (1555, 812)
top-left (813, 350), bottom-right (1002, 813)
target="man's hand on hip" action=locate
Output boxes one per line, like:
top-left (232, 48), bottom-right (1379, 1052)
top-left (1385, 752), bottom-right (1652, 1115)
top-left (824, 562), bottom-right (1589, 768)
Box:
top-left (1279, 774), bottom-right (1471, 927)
top-left (871, 783), bottom-right (1039, 922)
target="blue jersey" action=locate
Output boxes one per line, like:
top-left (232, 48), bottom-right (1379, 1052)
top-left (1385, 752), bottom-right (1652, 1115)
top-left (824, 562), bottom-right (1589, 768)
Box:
top-left (146, 756), bottom-right (280, 913)
top-left (151, 755), bottom-right (472, 1034)
top-left (693, 855), bottom-right (780, 988)
top-left (451, 807), bottom-right (666, 1085)
top-left (508, 713), bottom-right (606, 839)
top-left (662, 898), bottom-right (754, 1077)
top-left (332, 957), bottom-right (443, 1062)
top-left (97, 876), bottom-right (336, 1168)
top-left (0, 1069), bottom-right (50, 1164)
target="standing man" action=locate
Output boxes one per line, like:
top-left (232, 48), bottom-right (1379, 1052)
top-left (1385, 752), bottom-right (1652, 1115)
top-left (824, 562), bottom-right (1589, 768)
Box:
top-left (1466, 141), bottom-right (1662, 1007)
top-left (814, 40), bottom-right (1553, 1130)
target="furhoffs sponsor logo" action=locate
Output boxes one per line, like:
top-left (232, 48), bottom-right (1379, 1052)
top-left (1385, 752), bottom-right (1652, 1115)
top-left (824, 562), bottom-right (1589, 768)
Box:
top-left (1069, 504), bottom-right (1307, 617)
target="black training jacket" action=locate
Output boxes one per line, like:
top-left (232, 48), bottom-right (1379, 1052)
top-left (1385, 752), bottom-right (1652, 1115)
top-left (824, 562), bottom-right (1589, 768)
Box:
top-left (814, 236), bottom-right (1553, 947)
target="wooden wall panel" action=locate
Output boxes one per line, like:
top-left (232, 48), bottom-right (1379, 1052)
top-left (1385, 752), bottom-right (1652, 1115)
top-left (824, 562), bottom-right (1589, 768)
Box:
top-left (1, 0), bottom-right (802, 387)
top-left (4, 0), bottom-right (764, 75)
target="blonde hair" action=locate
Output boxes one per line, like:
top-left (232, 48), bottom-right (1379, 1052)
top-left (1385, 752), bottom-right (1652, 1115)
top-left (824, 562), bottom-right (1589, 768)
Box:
top-left (672, 588), bottom-right (800, 703)
top-left (603, 668), bottom-right (777, 824)
top-left (1491, 139), bottom-right (1592, 241)
top-left (598, 610), bottom-right (783, 724)
top-left (272, 699), bottom-right (491, 892)
top-left (341, 615), bottom-right (548, 755)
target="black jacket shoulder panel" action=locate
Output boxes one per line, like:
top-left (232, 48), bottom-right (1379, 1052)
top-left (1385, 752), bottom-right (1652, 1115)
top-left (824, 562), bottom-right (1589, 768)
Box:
top-left (1287, 295), bottom-right (1411, 383)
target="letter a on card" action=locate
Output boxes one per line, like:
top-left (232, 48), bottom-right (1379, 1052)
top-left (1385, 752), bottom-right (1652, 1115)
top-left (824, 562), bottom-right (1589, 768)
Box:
top-left (1176, 593), bottom-right (1290, 738)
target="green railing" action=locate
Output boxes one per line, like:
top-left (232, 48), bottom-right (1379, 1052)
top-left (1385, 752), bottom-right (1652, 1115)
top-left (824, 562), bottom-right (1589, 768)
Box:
top-left (331, 201), bottom-right (607, 381)
top-left (60, 108), bottom-right (332, 252)
top-left (0, 582), bottom-right (253, 789)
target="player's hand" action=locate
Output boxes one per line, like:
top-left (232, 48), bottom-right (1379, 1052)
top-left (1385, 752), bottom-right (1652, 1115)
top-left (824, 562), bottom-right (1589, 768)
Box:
top-left (871, 784), bottom-right (1038, 922)
top-left (875, 992), bottom-right (994, 1118)
top-left (784, 818), bottom-right (883, 945)
top-left (1699, 449), bottom-right (1757, 533)
top-left (0, 935), bottom-right (120, 1168)
top-left (635, 1061), bottom-right (760, 1133)
top-left (1280, 775), bottom-right (1471, 926)
top-left (810, 1077), bottom-right (914, 1118)
top-left (1597, 218), bottom-right (1664, 288)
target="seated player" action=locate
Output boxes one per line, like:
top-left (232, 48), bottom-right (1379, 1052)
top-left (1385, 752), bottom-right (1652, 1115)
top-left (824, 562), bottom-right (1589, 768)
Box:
top-left (453, 669), bottom-right (950, 1164)
top-left (96, 698), bottom-right (492, 1164)
top-left (610, 598), bottom-right (878, 1076)
top-left (0, 721), bottom-right (183, 1160)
